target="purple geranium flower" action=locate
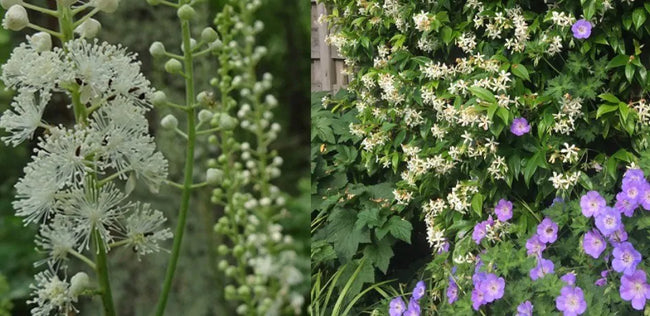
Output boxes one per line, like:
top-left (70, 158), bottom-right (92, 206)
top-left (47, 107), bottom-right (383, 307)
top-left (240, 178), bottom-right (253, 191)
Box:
top-left (495, 199), bottom-right (513, 222)
top-left (447, 278), bottom-right (458, 304)
top-left (530, 258), bottom-right (555, 281)
top-left (526, 234), bottom-right (546, 257)
top-left (608, 225), bottom-right (628, 245)
top-left (561, 272), bottom-right (577, 286)
top-left (595, 270), bottom-right (608, 287)
top-left (595, 207), bottom-right (621, 236)
top-left (510, 117), bottom-right (531, 136)
top-left (623, 168), bottom-right (645, 186)
top-left (471, 287), bottom-right (485, 311)
top-left (582, 229), bottom-right (606, 259)
top-left (580, 191), bottom-right (605, 217)
top-left (537, 217), bottom-right (558, 244)
top-left (612, 242), bottom-right (642, 275)
top-left (639, 182), bottom-right (650, 210)
top-left (389, 297), bottom-right (406, 316)
top-left (472, 218), bottom-right (493, 244)
top-left (620, 269), bottom-right (650, 310)
top-left (403, 298), bottom-right (420, 316)
top-left (571, 19), bottom-right (592, 39)
top-left (556, 286), bottom-right (587, 315)
top-left (412, 281), bottom-right (426, 301)
top-left (517, 301), bottom-right (533, 316)
top-left (615, 191), bottom-right (638, 217)
top-left (480, 273), bottom-right (505, 303)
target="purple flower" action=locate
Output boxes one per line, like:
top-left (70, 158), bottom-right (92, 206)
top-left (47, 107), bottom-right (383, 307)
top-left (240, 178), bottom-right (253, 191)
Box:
top-left (612, 242), bottom-right (642, 275)
top-left (389, 297), bottom-right (406, 316)
top-left (438, 240), bottom-right (450, 254)
top-left (471, 287), bottom-right (485, 311)
top-left (480, 273), bottom-right (505, 303)
top-left (623, 168), bottom-right (645, 186)
top-left (412, 281), bottom-right (426, 301)
top-left (595, 270), bottom-right (609, 287)
top-left (615, 191), bottom-right (638, 217)
top-left (580, 191), bottom-right (605, 217)
top-left (403, 298), bottom-right (421, 316)
top-left (571, 19), bottom-right (592, 39)
top-left (537, 217), bottom-right (558, 244)
top-left (556, 286), bottom-right (587, 315)
top-left (639, 182), bottom-right (650, 210)
top-left (582, 229), bottom-right (606, 259)
top-left (595, 207), bottom-right (621, 236)
top-left (561, 272), bottom-right (577, 286)
top-left (495, 199), bottom-right (513, 221)
top-left (530, 258), bottom-right (554, 281)
top-left (472, 219), bottom-right (493, 244)
top-left (510, 117), bottom-right (531, 136)
top-left (620, 269), bottom-right (650, 310)
top-left (446, 278), bottom-right (458, 304)
top-left (526, 234), bottom-right (546, 257)
top-left (516, 301), bottom-right (533, 316)
top-left (608, 225), bottom-right (628, 244)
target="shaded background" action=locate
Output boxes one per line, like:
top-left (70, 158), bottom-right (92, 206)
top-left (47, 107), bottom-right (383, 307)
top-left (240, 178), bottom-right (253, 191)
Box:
top-left (0, 0), bottom-right (310, 315)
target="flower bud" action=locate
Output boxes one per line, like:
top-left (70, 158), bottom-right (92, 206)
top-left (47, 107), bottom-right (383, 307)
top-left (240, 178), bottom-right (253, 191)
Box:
top-left (29, 32), bottom-right (52, 52)
top-left (217, 245), bottom-right (229, 255)
top-left (177, 4), bottom-right (196, 20)
top-left (265, 95), bottom-right (278, 107)
top-left (69, 272), bottom-right (90, 298)
top-left (198, 109), bottom-right (213, 123)
top-left (74, 18), bottom-right (101, 38)
top-left (206, 168), bottom-right (224, 185)
top-left (149, 41), bottom-right (165, 58)
top-left (151, 90), bottom-right (167, 106)
top-left (93, 0), bottom-right (119, 13)
top-left (201, 27), bottom-right (218, 43)
top-left (0, 0), bottom-right (21, 9)
top-left (164, 59), bottom-right (182, 74)
top-left (219, 114), bottom-right (238, 130)
top-left (197, 91), bottom-right (213, 106)
top-left (160, 114), bottom-right (178, 129)
top-left (2, 5), bottom-right (28, 31)
top-left (181, 38), bottom-right (197, 53)
top-left (237, 285), bottom-right (251, 297)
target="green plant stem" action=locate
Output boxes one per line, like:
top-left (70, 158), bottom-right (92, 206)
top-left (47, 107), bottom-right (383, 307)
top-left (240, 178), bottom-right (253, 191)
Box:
top-left (94, 230), bottom-right (116, 316)
top-left (69, 249), bottom-right (96, 270)
top-left (155, 15), bottom-right (197, 316)
top-left (57, 2), bottom-right (74, 43)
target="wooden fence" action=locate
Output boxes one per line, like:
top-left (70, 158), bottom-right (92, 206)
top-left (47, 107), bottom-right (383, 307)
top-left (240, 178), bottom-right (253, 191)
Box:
top-left (311, 0), bottom-right (349, 92)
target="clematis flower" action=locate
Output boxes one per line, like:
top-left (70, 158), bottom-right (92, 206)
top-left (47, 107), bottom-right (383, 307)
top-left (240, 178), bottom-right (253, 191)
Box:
top-left (571, 19), bottom-right (592, 39)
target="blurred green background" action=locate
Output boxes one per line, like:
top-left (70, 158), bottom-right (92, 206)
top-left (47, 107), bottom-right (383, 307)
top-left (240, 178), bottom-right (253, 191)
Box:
top-left (0, 0), bottom-right (310, 315)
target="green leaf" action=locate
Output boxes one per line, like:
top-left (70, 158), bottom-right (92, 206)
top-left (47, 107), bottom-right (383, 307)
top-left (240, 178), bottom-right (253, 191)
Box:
top-left (471, 193), bottom-right (484, 217)
top-left (441, 26), bottom-right (453, 44)
top-left (523, 151), bottom-right (547, 186)
top-left (511, 64), bottom-right (530, 81)
top-left (363, 238), bottom-right (394, 274)
top-left (633, 8), bottom-right (647, 30)
top-left (598, 93), bottom-right (620, 104)
top-left (596, 104), bottom-right (619, 118)
top-left (625, 63), bottom-right (635, 83)
top-left (619, 102), bottom-right (630, 122)
top-left (468, 86), bottom-right (496, 104)
top-left (356, 208), bottom-right (381, 229)
top-left (378, 216), bottom-right (412, 243)
top-left (326, 208), bottom-right (371, 261)
top-left (606, 55), bottom-right (628, 69)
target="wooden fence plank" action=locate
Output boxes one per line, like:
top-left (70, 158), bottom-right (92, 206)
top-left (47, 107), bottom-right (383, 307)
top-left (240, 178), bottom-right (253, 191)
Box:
top-left (311, 1), bottom-right (348, 92)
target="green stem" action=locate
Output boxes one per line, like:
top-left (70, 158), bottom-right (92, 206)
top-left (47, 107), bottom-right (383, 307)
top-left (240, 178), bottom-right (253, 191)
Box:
top-left (57, 2), bottom-right (74, 43)
top-left (69, 249), bottom-right (97, 270)
top-left (94, 230), bottom-right (116, 316)
top-left (155, 16), bottom-right (197, 316)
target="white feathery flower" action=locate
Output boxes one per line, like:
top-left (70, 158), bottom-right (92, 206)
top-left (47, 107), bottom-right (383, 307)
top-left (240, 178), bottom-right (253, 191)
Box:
top-left (64, 39), bottom-right (152, 107)
top-left (1, 40), bottom-right (66, 91)
top-left (35, 216), bottom-right (78, 267)
top-left (28, 269), bottom-right (75, 316)
top-left (124, 203), bottom-right (173, 259)
top-left (0, 89), bottom-right (49, 146)
top-left (61, 182), bottom-right (127, 251)
top-left (35, 126), bottom-right (97, 185)
top-left (13, 158), bottom-right (61, 224)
